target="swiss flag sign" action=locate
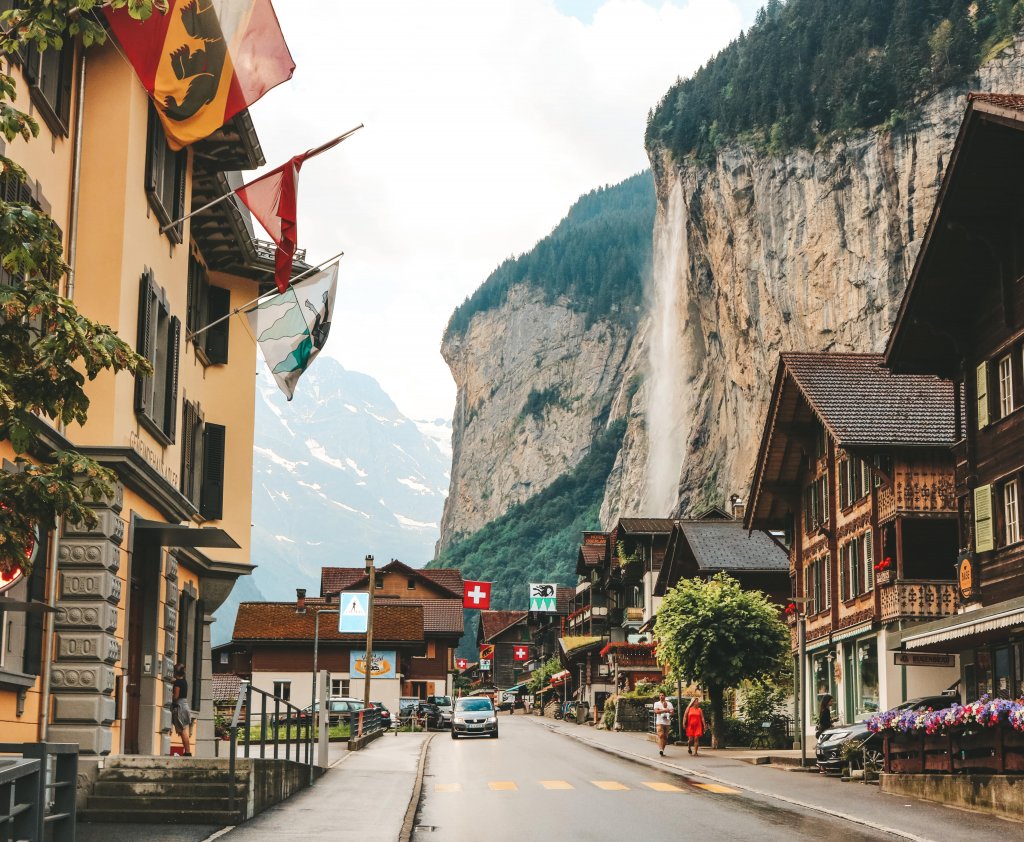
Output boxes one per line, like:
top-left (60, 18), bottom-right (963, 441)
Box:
top-left (463, 580), bottom-right (492, 610)
top-left (513, 645), bottom-right (530, 661)
top-left (456, 657), bottom-right (469, 670)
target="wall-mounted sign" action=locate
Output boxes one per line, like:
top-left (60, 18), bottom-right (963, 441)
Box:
top-left (957, 552), bottom-right (975, 601)
top-left (479, 659), bottom-right (491, 671)
top-left (339, 591), bottom-right (369, 633)
top-left (894, 652), bottom-right (956, 668)
top-left (479, 644), bottom-right (495, 659)
top-left (350, 650), bottom-right (397, 679)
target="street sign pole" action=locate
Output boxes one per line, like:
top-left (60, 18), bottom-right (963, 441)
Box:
top-left (362, 555), bottom-right (376, 730)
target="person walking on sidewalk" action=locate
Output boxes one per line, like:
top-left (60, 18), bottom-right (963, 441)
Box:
top-left (685, 697), bottom-right (706, 756)
top-left (172, 663), bottom-right (193, 756)
top-left (653, 692), bottom-right (674, 757)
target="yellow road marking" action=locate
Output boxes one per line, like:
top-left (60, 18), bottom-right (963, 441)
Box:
top-left (693, 783), bottom-right (740, 794)
top-left (434, 783), bottom-right (461, 792)
top-left (643, 781), bottom-right (685, 792)
top-left (488, 781), bottom-right (518, 791)
top-left (540, 780), bottom-right (574, 790)
top-left (591, 780), bottom-right (629, 791)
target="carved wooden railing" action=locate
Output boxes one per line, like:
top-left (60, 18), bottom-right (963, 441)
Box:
top-left (879, 579), bottom-right (957, 622)
top-left (877, 484), bottom-right (896, 523)
top-left (884, 728), bottom-right (1024, 774)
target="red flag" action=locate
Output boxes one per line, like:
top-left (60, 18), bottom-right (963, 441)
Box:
top-left (463, 580), bottom-right (492, 610)
top-left (513, 645), bottom-right (530, 661)
top-left (104, 0), bottom-right (295, 151)
top-left (479, 644), bottom-right (495, 659)
top-left (455, 658), bottom-right (468, 670)
top-left (235, 134), bottom-right (350, 293)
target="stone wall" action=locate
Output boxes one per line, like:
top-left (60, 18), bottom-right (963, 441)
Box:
top-left (880, 773), bottom-right (1024, 822)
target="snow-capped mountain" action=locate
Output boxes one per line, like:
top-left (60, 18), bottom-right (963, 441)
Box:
top-left (213, 358), bottom-right (451, 643)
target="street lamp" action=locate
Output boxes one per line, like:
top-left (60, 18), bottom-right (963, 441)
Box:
top-left (789, 596), bottom-right (811, 767)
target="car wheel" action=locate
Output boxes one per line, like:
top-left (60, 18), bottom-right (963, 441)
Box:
top-left (451, 732), bottom-right (458, 740)
top-left (490, 731), bottom-right (499, 739)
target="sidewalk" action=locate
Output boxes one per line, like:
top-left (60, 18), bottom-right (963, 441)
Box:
top-left (221, 732), bottom-right (429, 841)
top-left (532, 715), bottom-right (1020, 841)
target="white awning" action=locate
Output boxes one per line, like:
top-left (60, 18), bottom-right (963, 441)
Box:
top-left (902, 598), bottom-right (1024, 649)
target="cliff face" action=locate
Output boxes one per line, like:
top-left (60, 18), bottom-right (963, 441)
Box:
top-left (438, 38), bottom-right (1024, 553)
top-left (437, 285), bottom-right (636, 550)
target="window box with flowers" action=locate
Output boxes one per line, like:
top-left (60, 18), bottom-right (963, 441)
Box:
top-left (873, 556), bottom-right (893, 585)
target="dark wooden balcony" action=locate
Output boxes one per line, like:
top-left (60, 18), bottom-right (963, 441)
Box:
top-left (879, 579), bottom-right (957, 622)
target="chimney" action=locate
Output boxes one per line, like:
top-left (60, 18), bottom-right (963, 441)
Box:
top-left (295, 588), bottom-right (307, 614)
top-left (730, 494), bottom-right (745, 521)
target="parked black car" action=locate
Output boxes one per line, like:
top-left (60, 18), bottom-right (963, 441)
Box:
top-left (371, 701), bottom-right (392, 729)
top-left (415, 701), bottom-right (447, 730)
top-left (815, 694), bottom-right (960, 774)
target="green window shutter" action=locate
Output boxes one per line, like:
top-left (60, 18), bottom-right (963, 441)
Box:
top-left (205, 286), bottom-right (231, 365)
top-left (821, 476), bottom-right (829, 522)
top-left (839, 460), bottom-right (849, 509)
top-left (975, 484), bottom-right (994, 552)
top-left (839, 545), bottom-right (847, 601)
top-left (200, 423), bottom-right (226, 520)
top-left (977, 361), bottom-right (990, 429)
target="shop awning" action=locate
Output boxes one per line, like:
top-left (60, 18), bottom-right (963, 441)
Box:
top-left (550, 670), bottom-right (571, 685)
top-left (134, 519), bottom-right (240, 549)
top-left (901, 596), bottom-right (1024, 650)
top-left (501, 682), bottom-right (528, 694)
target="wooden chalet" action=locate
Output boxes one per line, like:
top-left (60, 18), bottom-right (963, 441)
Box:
top-left (746, 352), bottom-right (960, 734)
top-left (478, 610), bottom-right (530, 690)
top-left (319, 559), bottom-right (464, 700)
top-left (885, 92), bottom-right (1024, 701)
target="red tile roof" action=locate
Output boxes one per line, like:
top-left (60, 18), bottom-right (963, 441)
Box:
top-left (556, 586), bottom-right (573, 615)
top-left (418, 569), bottom-right (463, 596)
top-left (212, 674), bottom-right (241, 702)
top-left (480, 610), bottom-right (528, 641)
top-left (232, 599), bottom-right (424, 643)
top-left (782, 353), bottom-right (955, 446)
top-left (319, 562), bottom-right (462, 598)
top-left (319, 567), bottom-right (367, 594)
top-left (381, 598), bottom-right (464, 634)
top-left (579, 544), bottom-right (606, 566)
top-left (968, 92), bottom-right (1024, 112)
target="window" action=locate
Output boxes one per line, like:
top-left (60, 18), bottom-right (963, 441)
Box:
top-left (407, 578), bottom-right (416, 590)
top-left (180, 399), bottom-right (226, 519)
top-left (273, 680), bottom-right (291, 702)
top-left (135, 270), bottom-right (180, 444)
top-left (219, 652), bottom-right (228, 665)
top-left (145, 104), bottom-right (187, 243)
top-left (841, 534), bottom-right (874, 599)
top-left (999, 355), bottom-right (1015, 418)
top-left (375, 578), bottom-right (384, 589)
top-left (853, 638), bottom-right (879, 718)
top-left (804, 476), bottom-right (829, 532)
top-left (414, 641), bottom-right (436, 660)
top-left (804, 555), bottom-right (829, 615)
top-left (7, 11), bottom-right (75, 137)
top-left (330, 678), bottom-right (350, 697)
top-left (186, 255), bottom-right (231, 365)
top-left (1004, 479), bottom-right (1020, 546)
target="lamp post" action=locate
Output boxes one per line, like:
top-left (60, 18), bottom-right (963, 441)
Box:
top-left (296, 588), bottom-right (339, 770)
top-left (789, 596), bottom-right (811, 767)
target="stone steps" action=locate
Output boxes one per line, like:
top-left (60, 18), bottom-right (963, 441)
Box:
top-left (93, 780), bottom-right (248, 797)
top-left (79, 808), bottom-right (245, 825)
top-left (87, 794), bottom-right (240, 812)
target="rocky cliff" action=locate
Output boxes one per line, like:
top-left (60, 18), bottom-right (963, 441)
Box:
top-left (438, 37), bottom-right (1024, 553)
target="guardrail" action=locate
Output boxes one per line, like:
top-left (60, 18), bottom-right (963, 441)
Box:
top-left (0, 742), bottom-right (77, 842)
top-left (228, 680), bottom-right (312, 815)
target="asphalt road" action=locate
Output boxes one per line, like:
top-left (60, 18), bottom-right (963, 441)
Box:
top-left (413, 716), bottom-right (895, 842)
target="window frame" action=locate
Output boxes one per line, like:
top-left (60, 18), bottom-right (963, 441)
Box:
top-left (1004, 478), bottom-right (1021, 546)
top-left (134, 270), bottom-right (180, 446)
top-left (145, 104), bottom-right (187, 244)
top-left (999, 354), bottom-right (1015, 418)
top-left (273, 680), bottom-right (291, 702)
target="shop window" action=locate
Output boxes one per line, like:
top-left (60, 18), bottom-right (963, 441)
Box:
top-left (145, 104), bottom-right (187, 243)
top-left (854, 638), bottom-right (879, 718)
top-left (273, 680), bottom-right (291, 702)
top-left (812, 652), bottom-right (835, 707)
top-left (135, 270), bottom-right (180, 444)
top-left (1003, 478), bottom-right (1021, 546)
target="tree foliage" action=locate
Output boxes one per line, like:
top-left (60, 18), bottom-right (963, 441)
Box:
top-left (447, 172), bottom-right (654, 335)
top-left (654, 573), bottom-right (789, 747)
top-left (0, 1), bottom-right (159, 574)
top-left (646, 0), bottom-right (1024, 162)
top-left (527, 656), bottom-right (561, 693)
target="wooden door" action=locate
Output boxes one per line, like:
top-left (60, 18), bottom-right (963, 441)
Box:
top-left (124, 577), bottom-right (144, 754)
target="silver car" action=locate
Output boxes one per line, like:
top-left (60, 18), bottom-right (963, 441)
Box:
top-left (428, 694), bottom-right (454, 726)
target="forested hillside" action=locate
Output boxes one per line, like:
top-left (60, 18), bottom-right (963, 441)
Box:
top-left (446, 172), bottom-right (654, 335)
top-left (646, 0), bottom-right (1024, 160)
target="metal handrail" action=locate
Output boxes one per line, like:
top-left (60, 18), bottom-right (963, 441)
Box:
top-left (227, 680), bottom-right (311, 815)
top-left (0, 743), bottom-right (77, 842)
top-left (0, 758), bottom-right (41, 841)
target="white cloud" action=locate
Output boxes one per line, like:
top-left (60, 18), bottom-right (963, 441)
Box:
top-left (250, 1), bottom-right (745, 419)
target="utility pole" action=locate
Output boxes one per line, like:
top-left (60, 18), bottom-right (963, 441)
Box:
top-left (363, 554), bottom-right (375, 711)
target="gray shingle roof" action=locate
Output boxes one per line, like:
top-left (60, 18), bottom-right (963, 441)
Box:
top-left (617, 518), bottom-right (677, 533)
top-left (783, 353), bottom-right (955, 447)
top-left (678, 522), bottom-right (789, 572)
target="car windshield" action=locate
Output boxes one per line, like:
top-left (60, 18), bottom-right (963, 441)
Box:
top-left (456, 698), bottom-right (493, 712)
top-left (429, 696), bottom-right (452, 706)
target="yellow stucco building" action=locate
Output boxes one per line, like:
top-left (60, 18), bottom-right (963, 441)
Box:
top-left (0, 31), bottom-right (284, 777)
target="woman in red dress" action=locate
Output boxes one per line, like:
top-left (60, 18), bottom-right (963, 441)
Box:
top-left (684, 697), bottom-right (706, 756)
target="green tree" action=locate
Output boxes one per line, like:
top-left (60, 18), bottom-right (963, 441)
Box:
top-left (526, 656), bottom-right (561, 693)
top-left (654, 573), bottom-right (789, 748)
top-left (0, 1), bottom-right (159, 574)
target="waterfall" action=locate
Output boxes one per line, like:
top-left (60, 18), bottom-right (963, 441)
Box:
top-left (645, 181), bottom-right (691, 516)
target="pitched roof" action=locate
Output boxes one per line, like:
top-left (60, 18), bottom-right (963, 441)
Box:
top-left (556, 586), bottom-right (573, 615)
top-left (480, 610), bottom-right (528, 641)
top-left (617, 518), bottom-right (677, 533)
top-left (782, 353), bottom-right (955, 447)
top-left (212, 673), bottom-right (241, 702)
top-left (677, 521), bottom-right (789, 572)
top-left (232, 599), bottom-right (424, 643)
top-left (967, 91), bottom-right (1024, 112)
top-left (579, 544), bottom-right (606, 565)
top-left (559, 636), bottom-right (604, 656)
top-left (382, 598), bottom-right (464, 634)
top-left (319, 562), bottom-right (462, 598)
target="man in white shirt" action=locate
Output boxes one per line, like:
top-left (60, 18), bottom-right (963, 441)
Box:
top-left (653, 692), bottom-right (674, 756)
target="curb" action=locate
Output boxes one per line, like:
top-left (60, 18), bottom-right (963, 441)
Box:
top-left (399, 734), bottom-right (433, 842)
top-left (535, 719), bottom-right (938, 842)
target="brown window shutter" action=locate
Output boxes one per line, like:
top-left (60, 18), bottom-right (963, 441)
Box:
top-left (22, 531), bottom-right (49, 675)
top-left (57, 44), bottom-right (73, 128)
top-left (134, 271), bottom-right (154, 415)
top-left (200, 423), bottom-right (226, 520)
top-left (166, 316), bottom-right (181, 441)
top-left (205, 286), bottom-right (231, 364)
top-left (180, 399), bottom-right (195, 501)
top-left (838, 460), bottom-right (849, 509)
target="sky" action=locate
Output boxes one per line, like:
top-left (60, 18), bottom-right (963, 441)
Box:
top-left (248, 0), bottom-right (761, 422)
